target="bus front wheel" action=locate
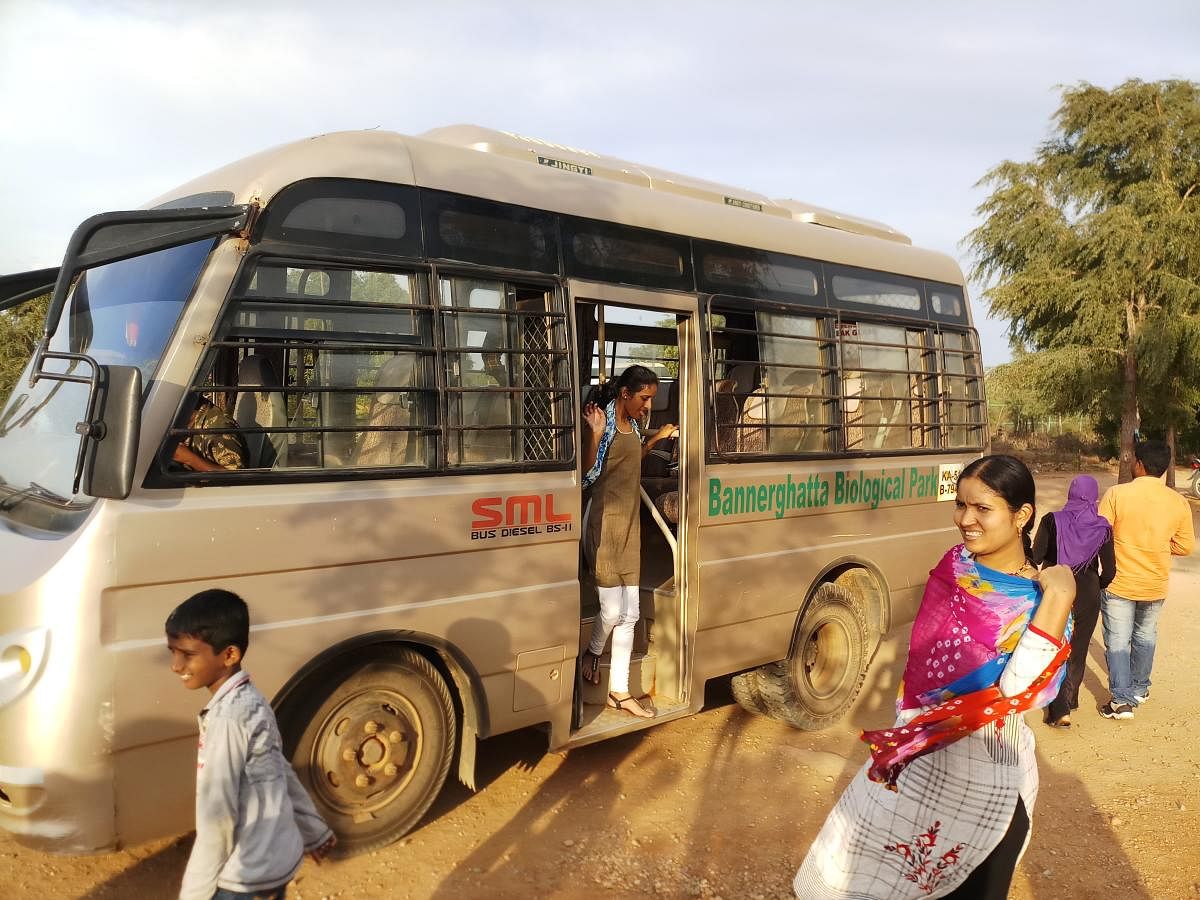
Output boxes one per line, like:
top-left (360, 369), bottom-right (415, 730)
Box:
top-left (757, 583), bottom-right (870, 731)
top-left (281, 646), bottom-right (456, 855)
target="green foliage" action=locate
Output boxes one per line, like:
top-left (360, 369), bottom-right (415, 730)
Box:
top-left (0, 294), bottom-right (49, 405)
top-left (967, 79), bottom-right (1200, 476)
top-left (986, 347), bottom-right (1106, 429)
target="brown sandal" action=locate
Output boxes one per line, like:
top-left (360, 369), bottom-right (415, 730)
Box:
top-left (607, 691), bottom-right (654, 718)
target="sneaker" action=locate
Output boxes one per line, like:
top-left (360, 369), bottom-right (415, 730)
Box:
top-left (1101, 701), bottom-right (1135, 720)
top-left (1133, 691), bottom-right (1149, 705)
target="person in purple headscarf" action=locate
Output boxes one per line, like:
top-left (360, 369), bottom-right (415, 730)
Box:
top-left (1031, 475), bottom-right (1116, 726)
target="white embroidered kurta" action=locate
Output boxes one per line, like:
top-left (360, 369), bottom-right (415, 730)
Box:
top-left (793, 711), bottom-right (1037, 899)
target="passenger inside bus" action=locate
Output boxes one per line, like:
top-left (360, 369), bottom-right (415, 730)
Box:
top-left (172, 395), bottom-right (246, 472)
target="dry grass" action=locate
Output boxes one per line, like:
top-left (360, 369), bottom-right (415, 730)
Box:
top-left (989, 431), bottom-right (1116, 474)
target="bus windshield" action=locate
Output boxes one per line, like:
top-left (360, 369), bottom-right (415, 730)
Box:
top-left (0, 239), bottom-right (213, 518)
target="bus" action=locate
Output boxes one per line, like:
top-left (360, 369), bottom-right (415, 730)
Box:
top-left (0, 125), bottom-right (983, 855)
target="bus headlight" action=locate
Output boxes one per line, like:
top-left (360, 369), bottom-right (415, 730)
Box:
top-left (0, 628), bottom-right (47, 708)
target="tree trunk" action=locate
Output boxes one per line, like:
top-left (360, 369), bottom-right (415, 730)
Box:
top-left (1167, 424), bottom-right (1177, 488)
top-left (1118, 348), bottom-right (1138, 483)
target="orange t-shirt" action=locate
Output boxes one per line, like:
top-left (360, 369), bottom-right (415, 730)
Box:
top-left (1099, 475), bottom-right (1195, 600)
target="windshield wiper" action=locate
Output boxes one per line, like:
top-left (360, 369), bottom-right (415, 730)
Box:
top-left (0, 480), bottom-right (73, 511)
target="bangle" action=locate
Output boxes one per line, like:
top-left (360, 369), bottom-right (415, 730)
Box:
top-left (1027, 623), bottom-right (1066, 648)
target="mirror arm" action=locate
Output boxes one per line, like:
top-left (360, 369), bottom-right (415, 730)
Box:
top-left (26, 345), bottom-right (105, 494)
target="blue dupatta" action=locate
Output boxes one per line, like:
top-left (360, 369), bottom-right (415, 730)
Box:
top-left (582, 400), bottom-right (642, 488)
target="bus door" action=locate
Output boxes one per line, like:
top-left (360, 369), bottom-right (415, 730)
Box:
top-left (567, 284), bottom-right (698, 744)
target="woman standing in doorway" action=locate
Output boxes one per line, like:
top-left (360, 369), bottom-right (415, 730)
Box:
top-left (1031, 474), bottom-right (1115, 727)
top-left (794, 455), bottom-right (1076, 899)
top-left (580, 365), bottom-right (677, 718)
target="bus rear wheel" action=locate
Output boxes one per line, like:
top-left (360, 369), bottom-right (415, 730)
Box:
top-left (730, 671), bottom-right (770, 716)
top-left (757, 583), bottom-right (870, 731)
top-left (281, 647), bottom-right (456, 856)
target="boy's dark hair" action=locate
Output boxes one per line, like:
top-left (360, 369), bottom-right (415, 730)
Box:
top-left (165, 589), bottom-right (250, 655)
top-left (1135, 439), bottom-right (1171, 477)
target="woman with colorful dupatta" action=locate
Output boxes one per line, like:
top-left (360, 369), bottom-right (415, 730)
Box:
top-left (1031, 475), bottom-right (1115, 727)
top-left (794, 455), bottom-right (1076, 899)
top-left (579, 365), bottom-right (677, 718)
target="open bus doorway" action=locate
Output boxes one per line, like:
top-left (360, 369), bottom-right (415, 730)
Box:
top-left (569, 296), bottom-right (691, 744)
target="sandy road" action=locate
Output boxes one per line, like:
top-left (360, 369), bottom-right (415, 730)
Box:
top-left (3, 470), bottom-right (1199, 898)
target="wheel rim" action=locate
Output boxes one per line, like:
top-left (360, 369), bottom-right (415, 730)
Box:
top-left (798, 615), bottom-right (853, 701)
top-left (309, 687), bottom-right (424, 818)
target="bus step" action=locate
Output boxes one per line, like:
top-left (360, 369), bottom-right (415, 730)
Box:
top-left (568, 694), bottom-right (686, 745)
top-left (578, 650), bottom-right (656, 707)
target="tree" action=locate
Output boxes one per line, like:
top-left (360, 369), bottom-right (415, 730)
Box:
top-left (968, 79), bottom-right (1200, 480)
top-left (0, 293), bottom-right (49, 405)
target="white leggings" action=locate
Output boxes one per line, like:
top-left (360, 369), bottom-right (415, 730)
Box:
top-left (588, 584), bottom-right (640, 694)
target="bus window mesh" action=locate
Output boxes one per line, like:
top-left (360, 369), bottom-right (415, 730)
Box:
top-left (705, 297), bottom-right (984, 458)
top-left (520, 308), bottom-right (557, 461)
top-left (166, 260), bottom-right (572, 480)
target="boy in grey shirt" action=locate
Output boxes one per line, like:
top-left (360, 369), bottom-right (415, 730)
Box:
top-left (166, 589), bottom-right (336, 899)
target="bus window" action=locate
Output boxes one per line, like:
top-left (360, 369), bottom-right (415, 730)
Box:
top-left (755, 311), bottom-right (832, 454)
top-left (166, 260), bottom-right (436, 474)
top-left (829, 267), bottom-right (924, 316)
top-left (840, 322), bottom-right (928, 452)
top-left (707, 302), bottom-right (833, 455)
top-left (439, 275), bottom-right (571, 467)
top-left (939, 329), bottom-right (984, 448)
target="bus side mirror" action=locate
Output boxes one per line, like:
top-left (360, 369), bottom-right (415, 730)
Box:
top-left (81, 365), bottom-right (141, 500)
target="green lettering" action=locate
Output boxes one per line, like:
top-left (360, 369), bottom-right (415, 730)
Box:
top-left (709, 478), bottom-right (722, 516)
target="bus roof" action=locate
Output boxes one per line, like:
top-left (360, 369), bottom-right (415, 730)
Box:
top-left (419, 125), bottom-right (912, 245)
top-left (150, 127), bottom-right (964, 285)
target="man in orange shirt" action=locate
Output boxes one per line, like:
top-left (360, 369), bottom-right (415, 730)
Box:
top-left (1097, 440), bottom-right (1195, 719)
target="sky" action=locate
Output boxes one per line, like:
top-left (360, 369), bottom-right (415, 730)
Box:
top-left (2, 0), bottom-right (1198, 366)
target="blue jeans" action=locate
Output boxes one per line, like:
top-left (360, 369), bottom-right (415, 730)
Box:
top-left (1100, 591), bottom-right (1164, 706)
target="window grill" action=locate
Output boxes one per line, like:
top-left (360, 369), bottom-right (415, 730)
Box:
top-left (163, 260), bottom-right (572, 479)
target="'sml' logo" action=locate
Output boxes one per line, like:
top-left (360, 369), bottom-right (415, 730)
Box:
top-left (471, 494), bottom-right (572, 529)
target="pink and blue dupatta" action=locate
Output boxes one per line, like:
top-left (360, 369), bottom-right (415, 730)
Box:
top-left (862, 545), bottom-right (1070, 790)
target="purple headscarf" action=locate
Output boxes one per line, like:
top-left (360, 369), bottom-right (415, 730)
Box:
top-left (1051, 475), bottom-right (1111, 569)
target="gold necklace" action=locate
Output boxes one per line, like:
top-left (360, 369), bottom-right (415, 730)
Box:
top-left (1007, 560), bottom-right (1034, 577)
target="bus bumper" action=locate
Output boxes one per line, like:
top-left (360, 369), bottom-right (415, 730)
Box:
top-left (0, 762), bottom-right (116, 853)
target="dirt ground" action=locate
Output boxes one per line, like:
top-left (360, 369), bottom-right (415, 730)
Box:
top-left (4, 470), bottom-right (1200, 899)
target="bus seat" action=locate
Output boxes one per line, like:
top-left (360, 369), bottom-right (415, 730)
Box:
top-left (465, 381), bottom-right (511, 463)
top-left (356, 355), bottom-right (414, 467)
top-left (234, 356), bottom-right (288, 469)
top-left (728, 364), bottom-right (759, 405)
top-left (714, 379), bottom-right (739, 452)
top-left (737, 383), bottom-right (767, 452)
top-left (643, 380), bottom-right (680, 476)
top-left (649, 380), bottom-right (678, 430)
top-left (655, 489), bottom-right (679, 525)
top-left (779, 372), bottom-right (820, 452)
